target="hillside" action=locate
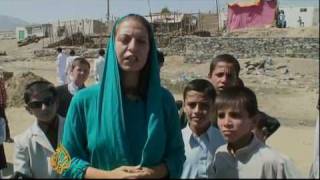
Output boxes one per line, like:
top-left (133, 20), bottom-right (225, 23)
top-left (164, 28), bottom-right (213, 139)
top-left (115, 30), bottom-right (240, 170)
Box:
top-left (0, 15), bottom-right (29, 31)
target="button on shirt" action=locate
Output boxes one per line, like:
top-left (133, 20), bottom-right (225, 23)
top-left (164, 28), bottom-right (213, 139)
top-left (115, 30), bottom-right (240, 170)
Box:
top-left (181, 125), bottom-right (225, 178)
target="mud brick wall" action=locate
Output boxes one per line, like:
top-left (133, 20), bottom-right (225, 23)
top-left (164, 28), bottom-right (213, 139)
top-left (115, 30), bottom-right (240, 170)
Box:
top-left (163, 37), bottom-right (319, 63)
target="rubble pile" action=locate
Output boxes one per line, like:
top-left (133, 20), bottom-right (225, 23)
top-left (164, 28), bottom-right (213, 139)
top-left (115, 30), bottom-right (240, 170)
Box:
top-left (34, 49), bottom-right (57, 57)
top-left (0, 51), bottom-right (7, 56)
top-left (18, 35), bottom-right (41, 47)
top-left (6, 72), bottom-right (48, 107)
top-left (240, 57), bottom-right (318, 90)
top-left (47, 32), bottom-right (95, 48)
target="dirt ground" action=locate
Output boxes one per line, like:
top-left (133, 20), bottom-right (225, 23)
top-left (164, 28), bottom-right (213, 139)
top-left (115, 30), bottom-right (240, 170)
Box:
top-left (0, 28), bottom-right (319, 177)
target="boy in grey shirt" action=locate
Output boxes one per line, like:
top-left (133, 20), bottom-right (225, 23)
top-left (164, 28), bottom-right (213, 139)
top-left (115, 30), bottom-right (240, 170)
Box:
top-left (210, 86), bottom-right (301, 178)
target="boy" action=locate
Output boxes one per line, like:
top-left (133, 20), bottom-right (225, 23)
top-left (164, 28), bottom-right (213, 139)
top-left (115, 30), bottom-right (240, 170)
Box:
top-left (309, 97), bottom-right (319, 178)
top-left (207, 54), bottom-right (240, 93)
top-left (0, 76), bottom-right (13, 143)
top-left (210, 86), bottom-right (300, 178)
top-left (56, 57), bottom-right (90, 117)
top-left (252, 111), bottom-right (281, 143)
top-left (56, 47), bottom-right (67, 85)
top-left (208, 54), bottom-right (280, 141)
top-left (65, 49), bottom-right (79, 83)
top-left (181, 79), bottom-right (225, 178)
top-left (13, 80), bottom-right (64, 178)
top-left (157, 49), bottom-right (165, 69)
top-left (94, 49), bottom-right (105, 83)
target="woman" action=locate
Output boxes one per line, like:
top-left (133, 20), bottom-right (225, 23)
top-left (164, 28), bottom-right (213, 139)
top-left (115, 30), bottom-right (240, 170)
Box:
top-left (51, 14), bottom-right (185, 178)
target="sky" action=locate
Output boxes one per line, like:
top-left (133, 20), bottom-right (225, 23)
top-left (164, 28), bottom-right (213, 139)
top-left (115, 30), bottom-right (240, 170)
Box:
top-left (0, 0), bottom-right (318, 24)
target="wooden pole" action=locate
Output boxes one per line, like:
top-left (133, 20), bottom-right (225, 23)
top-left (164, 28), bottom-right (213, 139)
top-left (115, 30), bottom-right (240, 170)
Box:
top-left (148, 0), bottom-right (152, 22)
top-left (107, 0), bottom-right (110, 21)
top-left (216, 0), bottom-right (220, 32)
top-left (69, 20), bottom-right (74, 46)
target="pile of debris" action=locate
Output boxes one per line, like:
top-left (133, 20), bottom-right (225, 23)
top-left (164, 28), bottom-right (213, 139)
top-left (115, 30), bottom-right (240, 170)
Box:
top-left (6, 72), bottom-right (48, 107)
top-left (243, 57), bottom-right (289, 76)
top-left (18, 35), bottom-right (41, 47)
top-left (161, 72), bottom-right (202, 94)
top-left (34, 49), bottom-right (57, 57)
top-left (47, 32), bottom-right (95, 48)
top-left (0, 69), bottom-right (13, 81)
top-left (0, 51), bottom-right (7, 56)
top-left (240, 57), bottom-right (318, 90)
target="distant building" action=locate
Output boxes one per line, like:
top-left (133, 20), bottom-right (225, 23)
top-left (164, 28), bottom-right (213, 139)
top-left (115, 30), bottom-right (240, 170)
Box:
top-left (145, 13), bottom-right (197, 33)
top-left (198, 13), bottom-right (219, 34)
top-left (15, 24), bottom-right (52, 41)
top-left (279, 6), bottom-right (319, 27)
top-left (51, 19), bottom-right (110, 38)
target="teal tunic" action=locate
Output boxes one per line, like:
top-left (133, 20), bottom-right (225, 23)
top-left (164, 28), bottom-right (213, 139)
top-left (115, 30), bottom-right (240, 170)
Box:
top-left (55, 14), bottom-right (185, 178)
top-left (61, 85), bottom-right (185, 178)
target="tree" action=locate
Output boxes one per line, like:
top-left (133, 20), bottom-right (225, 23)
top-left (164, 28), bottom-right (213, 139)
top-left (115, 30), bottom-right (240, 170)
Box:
top-left (160, 7), bottom-right (171, 16)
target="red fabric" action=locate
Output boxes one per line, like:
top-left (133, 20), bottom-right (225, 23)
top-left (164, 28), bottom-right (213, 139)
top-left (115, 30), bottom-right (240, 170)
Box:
top-left (0, 79), bottom-right (7, 108)
top-left (227, 0), bottom-right (277, 31)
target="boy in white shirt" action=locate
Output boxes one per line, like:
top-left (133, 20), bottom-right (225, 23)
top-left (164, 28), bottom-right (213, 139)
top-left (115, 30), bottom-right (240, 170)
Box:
top-left (94, 49), bottom-right (105, 83)
top-left (13, 81), bottom-right (64, 178)
top-left (309, 98), bottom-right (319, 178)
top-left (210, 86), bottom-right (301, 178)
top-left (181, 79), bottom-right (225, 178)
top-left (56, 47), bottom-right (67, 85)
top-left (65, 49), bottom-right (79, 83)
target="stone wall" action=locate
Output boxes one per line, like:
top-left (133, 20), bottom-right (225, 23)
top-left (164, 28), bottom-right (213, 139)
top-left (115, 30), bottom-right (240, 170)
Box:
top-left (162, 36), bottom-right (319, 63)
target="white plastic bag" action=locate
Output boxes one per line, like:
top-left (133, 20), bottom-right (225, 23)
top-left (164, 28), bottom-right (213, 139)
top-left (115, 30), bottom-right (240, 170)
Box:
top-left (0, 117), bottom-right (6, 144)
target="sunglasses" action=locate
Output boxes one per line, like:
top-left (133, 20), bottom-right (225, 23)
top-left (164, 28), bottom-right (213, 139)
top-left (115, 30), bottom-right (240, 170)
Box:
top-left (28, 96), bottom-right (56, 109)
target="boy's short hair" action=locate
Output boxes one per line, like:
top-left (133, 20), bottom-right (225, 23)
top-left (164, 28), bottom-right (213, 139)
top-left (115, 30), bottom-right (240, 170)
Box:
top-left (57, 47), bottom-right (62, 53)
top-left (71, 57), bottom-right (90, 70)
top-left (98, 49), bottom-right (105, 56)
top-left (24, 80), bottom-right (57, 104)
top-left (209, 54), bottom-right (240, 77)
top-left (157, 50), bottom-right (164, 64)
top-left (255, 111), bottom-right (280, 138)
top-left (69, 49), bottom-right (75, 56)
top-left (183, 79), bottom-right (216, 102)
top-left (215, 86), bottom-right (258, 118)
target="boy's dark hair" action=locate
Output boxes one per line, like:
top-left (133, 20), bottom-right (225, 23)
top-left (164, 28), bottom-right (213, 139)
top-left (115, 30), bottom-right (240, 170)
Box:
top-left (209, 54), bottom-right (240, 77)
top-left (183, 79), bottom-right (216, 102)
top-left (98, 49), bottom-right (105, 56)
top-left (71, 57), bottom-right (91, 70)
top-left (57, 47), bottom-right (62, 53)
top-left (69, 49), bottom-right (75, 56)
top-left (215, 86), bottom-right (258, 118)
top-left (255, 111), bottom-right (280, 138)
top-left (24, 80), bottom-right (57, 104)
top-left (157, 50), bottom-right (164, 64)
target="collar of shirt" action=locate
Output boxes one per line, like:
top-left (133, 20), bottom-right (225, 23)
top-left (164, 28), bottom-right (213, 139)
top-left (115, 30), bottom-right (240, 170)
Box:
top-left (98, 55), bottom-right (105, 61)
top-left (183, 125), bottom-right (216, 150)
top-left (227, 135), bottom-right (263, 162)
top-left (67, 82), bottom-right (84, 95)
top-left (31, 116), bottom-right (65, 152)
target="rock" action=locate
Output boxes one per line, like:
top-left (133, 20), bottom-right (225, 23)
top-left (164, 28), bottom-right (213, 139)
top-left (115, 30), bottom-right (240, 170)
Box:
top-left (265, 56), bottom-right (273, 65)
top-left (34, 49), bottom-right (56, 57)
top-left (0, 70), bottom-right (13, 81)
top-left (276, 64), bottom-right (288, 69)
top-left (280, 68), bottom-right (289, 74)
top-left (0, 51), bottom-right (7, 56)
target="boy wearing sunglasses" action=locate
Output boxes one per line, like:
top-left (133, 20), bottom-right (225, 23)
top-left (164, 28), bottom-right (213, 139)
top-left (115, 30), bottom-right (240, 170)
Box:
top-left (13, 80), bottom-right (64, 178)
